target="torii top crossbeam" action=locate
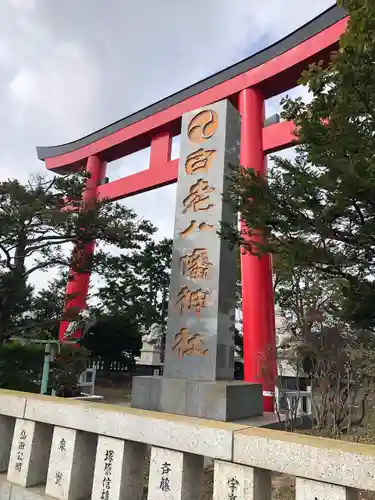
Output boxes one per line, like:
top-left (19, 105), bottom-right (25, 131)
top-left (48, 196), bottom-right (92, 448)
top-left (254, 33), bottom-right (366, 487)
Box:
top-left (38, 6), bottom-right (346, 196)
top-left (37, 5), bottom-right (347, 411)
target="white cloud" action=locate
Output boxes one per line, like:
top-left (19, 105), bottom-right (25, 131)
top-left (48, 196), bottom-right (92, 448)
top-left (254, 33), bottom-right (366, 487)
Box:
top-left (7, 42), bottom-right (99, 138)
top-left (0, 40), bottom-right (11, 68)
top-left (0, 0), bottom-right (334, 290)
top-left (8, 69), bottom-right (36, 101)
top-left (7, 0), bottom-right (35, 10)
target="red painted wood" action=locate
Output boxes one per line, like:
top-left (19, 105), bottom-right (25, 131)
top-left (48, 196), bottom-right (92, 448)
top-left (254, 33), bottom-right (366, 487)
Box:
top-left (263, 120), bottom-right (297, 154)
top-left (95, 120), bottom-right (297, 201)
top-left (98, 159), bottom-right (178, 202)
top-left (59, 155), bottom-right (106, 343)
top-left (44, 17), bottom-right (346, 172)
top-left (150, 131), bottom-right (172, 170)
top-left (239, 88), bottom-right (276, 412)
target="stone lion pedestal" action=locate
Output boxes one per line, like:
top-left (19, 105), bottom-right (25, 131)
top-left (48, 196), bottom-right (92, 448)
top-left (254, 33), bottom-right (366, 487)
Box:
top-left (135, 324), bottom-right (163, 376)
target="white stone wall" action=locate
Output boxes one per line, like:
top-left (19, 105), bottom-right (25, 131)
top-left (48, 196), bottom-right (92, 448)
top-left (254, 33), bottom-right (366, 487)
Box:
top-left (0, 389), bottom-right (374, 499)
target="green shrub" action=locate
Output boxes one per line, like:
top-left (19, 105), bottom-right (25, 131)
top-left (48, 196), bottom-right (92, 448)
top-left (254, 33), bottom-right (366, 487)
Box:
top-left (49, 346), bottom-right (89, 397)
top-left (0, 343), bottom-right (44, 393)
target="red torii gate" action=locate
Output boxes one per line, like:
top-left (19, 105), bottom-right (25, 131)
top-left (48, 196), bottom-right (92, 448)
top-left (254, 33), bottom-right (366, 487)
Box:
top-left (37, 5), bottom-right (347, 410)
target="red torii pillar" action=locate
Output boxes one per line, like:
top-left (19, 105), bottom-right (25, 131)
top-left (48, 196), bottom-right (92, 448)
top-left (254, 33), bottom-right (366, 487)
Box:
top-left (239, 88), bottom-right (277, 412)
top-left (59, 155), bottom-right (106, 342)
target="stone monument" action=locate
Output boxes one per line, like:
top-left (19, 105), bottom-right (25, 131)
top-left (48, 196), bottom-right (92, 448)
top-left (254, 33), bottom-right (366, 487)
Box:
top-left (131, 100), bottom-right (263, 421)
top-left (135, 324), bottom-right (163, 375)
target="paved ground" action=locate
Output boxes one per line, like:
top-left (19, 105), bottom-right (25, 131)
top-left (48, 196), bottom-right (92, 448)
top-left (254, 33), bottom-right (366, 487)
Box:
top-left (94, 385), bottom-right (131, 404)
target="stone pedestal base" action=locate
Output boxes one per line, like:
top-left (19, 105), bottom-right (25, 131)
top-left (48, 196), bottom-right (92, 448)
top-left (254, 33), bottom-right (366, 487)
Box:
top-left (135, 364), bottom-right (163, 377)
top-left (131, 376), bottom-right (263, 422)
top-left (136, 346), bottom-right (161, 366)
top-left (135, 346), bottom-right (162, 377)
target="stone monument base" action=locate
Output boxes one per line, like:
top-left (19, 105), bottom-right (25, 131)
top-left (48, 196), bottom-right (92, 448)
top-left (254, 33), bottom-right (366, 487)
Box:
top-left (135, 345), bottom-right (161, 366)
top-left (134, 364), bottom-right (163, 377)
top-left (135, 345), bottom-right (163, 376)
top-left (131, 376), bottom-right (263, 422)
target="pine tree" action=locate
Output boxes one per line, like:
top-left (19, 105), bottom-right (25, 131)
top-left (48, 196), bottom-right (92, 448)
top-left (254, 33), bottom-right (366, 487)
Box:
top-left (226, 0), bottom-right (375, 330)
top-left (81, 314), bottom-right (141, 373)
top-left (27, 274), bottom-right (69, 340)
top-left (0, 173), bottom-right (155, 342)
top-left (95, 238), bottom-right (172, 331)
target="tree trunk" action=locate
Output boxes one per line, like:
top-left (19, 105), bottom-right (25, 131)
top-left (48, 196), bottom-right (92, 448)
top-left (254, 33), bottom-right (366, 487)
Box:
top-left (0, 231), bottom-right (27, 345)
top-left (0, 295), bottom-right (14, 344)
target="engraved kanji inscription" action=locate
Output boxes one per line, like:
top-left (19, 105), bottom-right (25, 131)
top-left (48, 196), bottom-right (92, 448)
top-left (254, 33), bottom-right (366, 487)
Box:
top-left (176, 286), bottom-right (209, 316)
top-left (58, 438), bottom-right (67, 452)
top-left (180, 248), bottom-right (212, 280)
top-left (55, 471), bottom-right (63, 486)
top-left (180, 220), bottom-right (215, 238)
top-left (182, 179), bottom-right (215, 213)
top-left (228, 477), bottom-right (239, 500)
top-left (159, 462), bottom-right (171, 492)
top-left (100, 449), bottom-right (114, 500)
top-left (104, 450), bottom-right (114, 462)
top-left (172, 328), bottom-right (208, 357)
top-left (185, 148), bottom-right (216, 175)
top-left (15, 429), bottom-right (27, 472)
top-left (187, 109), bottom-right (218, 143)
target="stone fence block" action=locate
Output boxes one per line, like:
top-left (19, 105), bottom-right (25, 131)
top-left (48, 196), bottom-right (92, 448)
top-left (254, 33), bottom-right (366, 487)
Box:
top-left (23, 394), bottom-right (247, 460)
top-left (295, 477), bottom-right (357, 500)
top-left (0, 416), bottom-right (15, 472)
top-left (234, 427), bottom-right (375, 491)
top-left (148, 446), bottom-right (203, 500)
top-left (92, 436), bottom-right (146, 500)
top-left (2, 389), bottom-right (375, 495)
top-left (45, 426), bottom-right (97, 500)
top-left (7, 418), bottom-right (52, 487)
top-left (213, 461), bottom-right (271, 500)
top-left (0, 391), bottom-right (26, 418)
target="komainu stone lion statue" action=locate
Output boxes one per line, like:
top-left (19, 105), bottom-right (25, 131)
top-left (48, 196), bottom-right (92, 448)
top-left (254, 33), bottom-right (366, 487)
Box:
top-left (141, 323), bottom-right (162, 349)
top-left (64, 309), bottom-right (96, 341)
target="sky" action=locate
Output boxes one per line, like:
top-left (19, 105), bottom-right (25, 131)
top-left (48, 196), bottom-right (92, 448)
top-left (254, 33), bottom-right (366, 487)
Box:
top-left (0, 0), bottom-right (334, 288)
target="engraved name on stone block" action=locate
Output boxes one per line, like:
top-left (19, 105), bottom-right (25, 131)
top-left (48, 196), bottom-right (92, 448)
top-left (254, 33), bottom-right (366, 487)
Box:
top-left (46, 426), bottom-right (97, 500)
top-left (13, 428), bottom-right (27, 474)
top-left (92, 436), bottom-right (146, 500)
top-left (46, 428), bottom-right (73, 499)
top-left (8, 418), bottom-right (52, 487)
top-left (295, 477), bottom-right (357, 500)
top-left (148, 447), bottom-right (203, 500)
top-left (100, 448), bottom-right (114, 500)
top-left (164, 99), bottom-right (240, 381)
top-left (213, 461), bottom-right (271, 500)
